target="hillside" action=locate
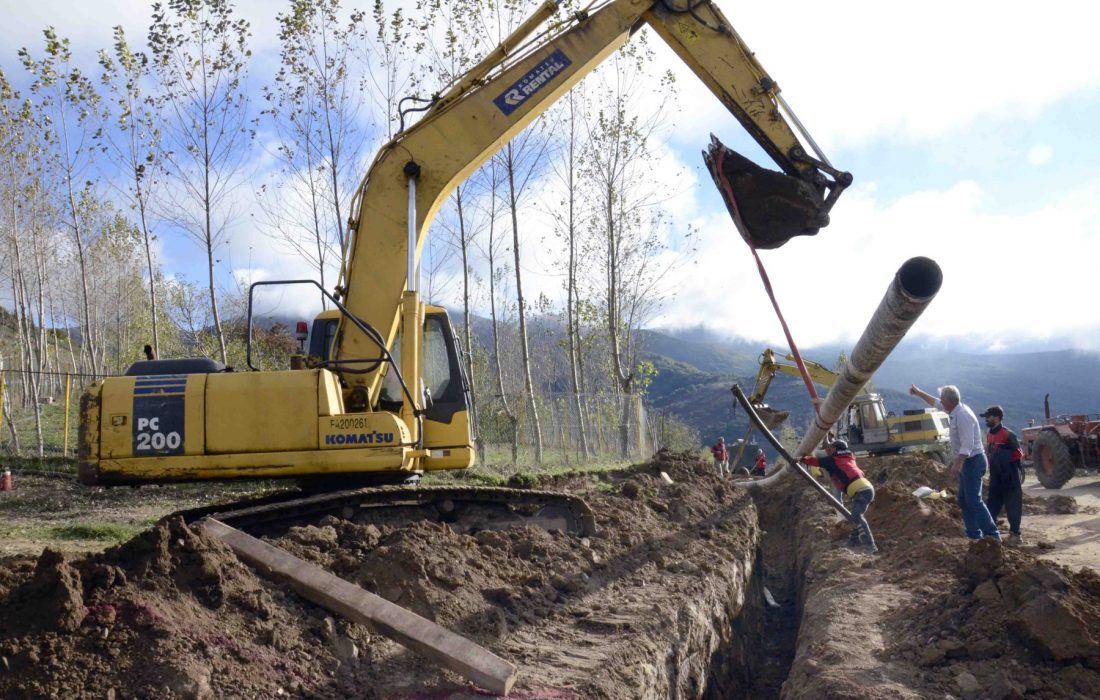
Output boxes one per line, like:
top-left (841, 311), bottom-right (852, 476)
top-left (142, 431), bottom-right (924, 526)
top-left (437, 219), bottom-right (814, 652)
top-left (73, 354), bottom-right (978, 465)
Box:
top-left (22, 302), bottom-right (1093, 461)
top-left (640, 328), bottom-right (1100, 453)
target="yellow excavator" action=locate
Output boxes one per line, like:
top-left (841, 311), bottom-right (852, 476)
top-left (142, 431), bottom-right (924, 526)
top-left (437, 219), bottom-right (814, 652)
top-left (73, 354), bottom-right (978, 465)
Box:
top-left (78, 0), bottom-right (850, 530)
top-left (748, 349), bottom-right (952, 461)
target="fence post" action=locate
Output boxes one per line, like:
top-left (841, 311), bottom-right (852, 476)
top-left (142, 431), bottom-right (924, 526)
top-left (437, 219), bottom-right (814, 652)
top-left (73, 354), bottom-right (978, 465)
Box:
top-left (0, 371), bottom-right (5, 451)
top-left (64, 373), bottom-right (72, 457)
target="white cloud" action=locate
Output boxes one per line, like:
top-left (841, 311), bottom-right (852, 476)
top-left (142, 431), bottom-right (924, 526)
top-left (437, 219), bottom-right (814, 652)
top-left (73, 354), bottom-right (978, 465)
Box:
top-left (6, 0), bottom-right (1099, 356)
top-left (653, 177), bottom-right (1100, 349)
top-left (653, 1), bottom-right (1100, 152)
top-left (1027, 144), bottom-right (1053, 166)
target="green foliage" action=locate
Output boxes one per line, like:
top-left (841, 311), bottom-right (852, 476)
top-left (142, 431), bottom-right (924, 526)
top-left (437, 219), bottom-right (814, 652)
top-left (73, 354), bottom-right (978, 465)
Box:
top-left (47, 522), bottom-right (143, 542)
top-left (635, 360), bottom-right (657, 394)
top-left (649, 410), bottom-right (700, 452)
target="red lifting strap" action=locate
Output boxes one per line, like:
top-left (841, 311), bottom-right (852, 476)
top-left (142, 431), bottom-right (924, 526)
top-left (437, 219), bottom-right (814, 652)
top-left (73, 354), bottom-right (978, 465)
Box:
top-left (711, 147), bottom-right (821, 412)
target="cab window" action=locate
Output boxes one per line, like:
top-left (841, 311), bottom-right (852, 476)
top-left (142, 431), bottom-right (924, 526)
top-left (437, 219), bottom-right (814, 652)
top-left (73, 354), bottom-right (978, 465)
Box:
top-left (309, 319), bottom-right (339, 360)
top-left (860, 403), bottom-right (881, 429)
top-left (423, 317), bottom-right (453, 400)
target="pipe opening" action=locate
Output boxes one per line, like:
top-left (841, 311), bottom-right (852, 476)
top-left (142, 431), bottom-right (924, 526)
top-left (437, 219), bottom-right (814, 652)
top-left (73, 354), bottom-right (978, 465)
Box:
top-left (897, 256), bottom-right (942, 300)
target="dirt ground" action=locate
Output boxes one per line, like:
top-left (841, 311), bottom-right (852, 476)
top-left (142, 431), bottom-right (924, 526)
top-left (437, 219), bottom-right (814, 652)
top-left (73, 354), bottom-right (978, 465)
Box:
top-left (1022, 473), bottom-right (1100, 572)
top-left (1, 453), bottom-right (1099, 699)
top-left (0, 475), bottom-right (291, 556)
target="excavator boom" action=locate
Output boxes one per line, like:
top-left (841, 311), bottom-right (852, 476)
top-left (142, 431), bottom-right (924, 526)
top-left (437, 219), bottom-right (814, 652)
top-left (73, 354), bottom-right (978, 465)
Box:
top-left (336, 0), bottom-right (850, 407)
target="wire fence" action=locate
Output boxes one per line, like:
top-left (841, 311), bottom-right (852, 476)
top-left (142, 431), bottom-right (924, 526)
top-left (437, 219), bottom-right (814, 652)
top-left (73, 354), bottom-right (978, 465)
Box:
top-left (1, 370), bottom-right (677, 471)
top-left (0, 369), bottom-right (98, 459)
top-left (472, 392), bottom-right (656, 471)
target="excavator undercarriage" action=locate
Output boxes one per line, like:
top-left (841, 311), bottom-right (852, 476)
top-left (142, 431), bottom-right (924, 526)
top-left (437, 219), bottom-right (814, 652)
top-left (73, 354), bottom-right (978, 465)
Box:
top-left (170, 484), bottom-right (598, 538)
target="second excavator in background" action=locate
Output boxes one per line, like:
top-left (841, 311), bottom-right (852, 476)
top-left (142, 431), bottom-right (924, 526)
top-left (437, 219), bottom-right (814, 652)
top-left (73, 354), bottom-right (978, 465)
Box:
top-left (747, 349), bottom-right (952, 462)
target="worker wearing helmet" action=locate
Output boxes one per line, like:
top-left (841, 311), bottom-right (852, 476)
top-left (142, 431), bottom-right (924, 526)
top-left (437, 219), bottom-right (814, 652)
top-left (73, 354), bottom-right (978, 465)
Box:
top-left (751, 448), bottom-right (768, 477)
top-left (802, 440), bottom-right (877, 554)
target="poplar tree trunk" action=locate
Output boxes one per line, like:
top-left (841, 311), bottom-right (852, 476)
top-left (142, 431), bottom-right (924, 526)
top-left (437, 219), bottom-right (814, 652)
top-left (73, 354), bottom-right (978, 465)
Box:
top-left (454, 188), bottom-right (485, 464)
top-left (504, 144), bottom-right (543, 464)
top-left (563, 95), bottom-right (590, 459)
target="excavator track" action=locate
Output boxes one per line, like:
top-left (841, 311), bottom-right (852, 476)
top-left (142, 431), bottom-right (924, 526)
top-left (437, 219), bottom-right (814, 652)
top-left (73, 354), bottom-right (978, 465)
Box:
top-left (171, 484), bottom-right (597, 538)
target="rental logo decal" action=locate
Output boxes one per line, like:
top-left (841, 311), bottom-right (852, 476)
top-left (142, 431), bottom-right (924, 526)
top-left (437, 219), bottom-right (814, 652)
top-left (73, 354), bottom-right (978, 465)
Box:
top-left (493, 49), bottom-right (572, 116)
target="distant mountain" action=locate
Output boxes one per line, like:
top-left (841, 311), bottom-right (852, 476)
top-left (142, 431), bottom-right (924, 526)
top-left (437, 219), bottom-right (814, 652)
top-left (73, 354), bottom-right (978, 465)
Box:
top-left (249, 307), bottom-right (1100, 457)
top-left (640, 327), bottom-right (1100, 451)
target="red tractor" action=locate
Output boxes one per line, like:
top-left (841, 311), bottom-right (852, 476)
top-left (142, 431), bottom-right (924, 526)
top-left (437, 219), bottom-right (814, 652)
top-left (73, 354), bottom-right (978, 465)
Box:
top-left (1021, 394), bottom-right (1100, 489)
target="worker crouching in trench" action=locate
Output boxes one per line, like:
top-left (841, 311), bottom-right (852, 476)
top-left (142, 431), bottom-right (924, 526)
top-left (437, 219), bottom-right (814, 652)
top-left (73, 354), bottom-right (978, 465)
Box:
top-left (802, 440), bottom-right (878, 555)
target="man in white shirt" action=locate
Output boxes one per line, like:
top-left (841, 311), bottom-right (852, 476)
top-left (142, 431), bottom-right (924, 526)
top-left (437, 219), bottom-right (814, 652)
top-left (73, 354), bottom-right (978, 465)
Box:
top-left (910, 384), bottom-right (1001, 542)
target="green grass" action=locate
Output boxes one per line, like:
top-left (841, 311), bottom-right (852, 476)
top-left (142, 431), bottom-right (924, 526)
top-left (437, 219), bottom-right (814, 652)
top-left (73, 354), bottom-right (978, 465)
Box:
top-left (0, 455), bottom-right (77, 473)
top-left (5, 521), bottom-right (144, 545)
top-left (1, 398), bottom-right (79, 457)
top-left (46, 522), bottom-right (144, 543)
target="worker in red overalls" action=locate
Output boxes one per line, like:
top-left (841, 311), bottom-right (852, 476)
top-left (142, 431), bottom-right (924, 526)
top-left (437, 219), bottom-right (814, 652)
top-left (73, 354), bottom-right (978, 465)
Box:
top-left (803, 440), bottom-right (877, 554)
top-left (752, 449), bottom-right (768, 477)
top-left (982, 405), bottom-right (1025, 546)
top-left (710, 437), bottom-right (729, 478)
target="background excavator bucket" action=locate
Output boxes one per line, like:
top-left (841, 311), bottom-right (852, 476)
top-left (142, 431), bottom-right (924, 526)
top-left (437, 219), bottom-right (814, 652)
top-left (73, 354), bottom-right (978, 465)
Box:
top-left (704, 137), bottom-right (828, 250)
top-left (754, 405), bottom-right (790, 430)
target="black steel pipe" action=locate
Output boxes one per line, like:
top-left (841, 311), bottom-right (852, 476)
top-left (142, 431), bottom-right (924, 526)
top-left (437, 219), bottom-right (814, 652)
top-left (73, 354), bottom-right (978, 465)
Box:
top-left (732, 384), bottom-right (854, 521)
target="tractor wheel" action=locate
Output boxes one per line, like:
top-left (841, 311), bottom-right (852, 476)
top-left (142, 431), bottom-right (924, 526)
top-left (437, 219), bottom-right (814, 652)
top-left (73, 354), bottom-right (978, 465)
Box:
top-left (929, 449), bottom-right (949, 466)
top-left (1033, 430), bottom-right (1076, 489)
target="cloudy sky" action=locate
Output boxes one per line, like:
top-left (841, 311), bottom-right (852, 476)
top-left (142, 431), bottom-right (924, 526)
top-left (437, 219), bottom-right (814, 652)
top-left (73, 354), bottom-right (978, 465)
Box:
top-left (3, 0), bottom-right (1098, 353)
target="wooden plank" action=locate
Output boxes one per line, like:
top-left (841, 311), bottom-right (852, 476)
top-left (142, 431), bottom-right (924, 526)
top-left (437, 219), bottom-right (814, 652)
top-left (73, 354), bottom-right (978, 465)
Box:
top-left (201, 518), bottom-right (517, 695)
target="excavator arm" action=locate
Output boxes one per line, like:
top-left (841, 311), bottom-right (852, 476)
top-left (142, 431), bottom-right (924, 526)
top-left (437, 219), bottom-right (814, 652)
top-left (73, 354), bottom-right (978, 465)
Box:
top-left (750, 348), bottom-right (840, 404)
top-left (746, 348), bottom-right (839, 429)
top-left (335, 0), bottom-right (851, 412)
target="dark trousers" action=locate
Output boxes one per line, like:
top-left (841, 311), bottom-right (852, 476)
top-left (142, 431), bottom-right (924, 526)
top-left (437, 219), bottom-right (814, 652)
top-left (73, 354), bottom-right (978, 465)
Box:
top-left (847, 487), bottom-right (876, 548)
top-left (986, 463), bottom-right (1023, 535)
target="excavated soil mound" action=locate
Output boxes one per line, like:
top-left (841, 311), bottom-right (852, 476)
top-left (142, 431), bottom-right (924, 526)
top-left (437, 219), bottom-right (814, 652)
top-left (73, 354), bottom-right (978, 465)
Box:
top-left (865, 452), bottom-right (955, 491)
top-left (783, 453), bottom-right (1100, 700)
top-left (0, 451), bottom-right (761, 699)
top-left (1024, 493), bottom-right (1082, 515)
top-left (5, 450), bottom-right (1099, 699)
top-left (883, 541), bottom-right (1100, 699)
top-left (0, 517), bottom-right (340, 699)
top-left (270, 451), bottom-right (763, 698)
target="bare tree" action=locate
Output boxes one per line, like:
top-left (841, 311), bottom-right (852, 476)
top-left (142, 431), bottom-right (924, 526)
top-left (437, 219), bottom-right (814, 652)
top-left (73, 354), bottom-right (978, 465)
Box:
top-left (500, 137), bottom-right (550, 463)
top-left (420, 0), bottom-right (491, 462)
top-left (99, 26), bottom-right (165, 358)
top-left (19, 29), bottom-right (104, 376)
top-left (479, 161), bottom-right (522, 464)
top-left (581, 50), bottom-right (679, 456)
top-left (547, 87), bottom-right (592, 458)
top-left (362, 0), bottom-right (417, 139)
top-left (149, 0), bottom-right (254, 364)
top-left (261, 0), bottom-right (366, 297)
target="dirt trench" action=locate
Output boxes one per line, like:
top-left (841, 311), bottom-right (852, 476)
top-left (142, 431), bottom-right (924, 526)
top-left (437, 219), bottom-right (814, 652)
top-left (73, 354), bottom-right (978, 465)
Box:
top-left (2, 452), bottom-right (1100, 699)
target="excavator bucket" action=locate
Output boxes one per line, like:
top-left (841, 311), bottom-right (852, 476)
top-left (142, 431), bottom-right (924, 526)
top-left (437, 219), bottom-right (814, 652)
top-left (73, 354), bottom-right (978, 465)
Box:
top-left (754, 405), bottom-right (790, 430)
top-left (704, 136), bottom-right (828, 250)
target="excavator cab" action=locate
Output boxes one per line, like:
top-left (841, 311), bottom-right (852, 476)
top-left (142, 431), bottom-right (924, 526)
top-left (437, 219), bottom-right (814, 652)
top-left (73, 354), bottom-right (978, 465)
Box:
top-left (307, 305), bottom-right (474, 471)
